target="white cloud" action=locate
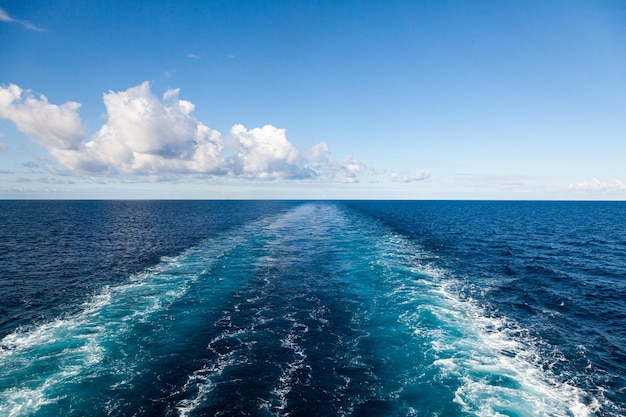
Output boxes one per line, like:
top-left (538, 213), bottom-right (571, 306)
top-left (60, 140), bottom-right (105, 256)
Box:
top-left (329, 156), bottom-right (366, 183)
top-left (307, 142), bottom-right (329, 165)
top-left (58, 82), bottom-right (225, 175)
top-left (568, 178), bottom-right (626, 193)
top-left (0, 84), bottom-right (87, 150)
top-left (0, 142), bottom-right (6, 153)
top-left (0, 82), bottom-right (368, 183)
top-left (307, 142), bottom-right (366, 183)
top-left (228, 124), bottom-right (314, 179)
top-left (187, 53), bottom-right (200, 59)
top-left (0, 7), bottom-right (43, 31)
top-left (390, 170), bottom-right (431, 183)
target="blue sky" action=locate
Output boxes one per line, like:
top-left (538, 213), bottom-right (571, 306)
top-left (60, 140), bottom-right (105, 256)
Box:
top-left (1, 0), bottom-right (625, 199)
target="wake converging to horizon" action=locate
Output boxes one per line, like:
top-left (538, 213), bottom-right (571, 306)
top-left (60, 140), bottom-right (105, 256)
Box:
top-left (0, 200), bottom-right (624, 416)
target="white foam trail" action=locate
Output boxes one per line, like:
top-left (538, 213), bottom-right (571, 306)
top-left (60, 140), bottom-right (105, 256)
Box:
top-left (370, 229), bottom-right (602, 417)
top-left (0, 211), bottom-right (291, 417)
top-left (176, 203), bottom-right (604, 416)
top-left (175, 204), bottom-right (348, 416)
top-left (175, 348), bottom-right (241, 417)
top-left (269, 316), bottom-right (310, 415)
top-left (174, 314), bottom-right (256, 416)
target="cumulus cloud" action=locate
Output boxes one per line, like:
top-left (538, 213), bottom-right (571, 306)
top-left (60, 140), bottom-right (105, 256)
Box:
top-left (0, 84), bottom-right (87, 150)
top-left (0, 7), bottom-right (43, 31)
top-left (568, 178), bottom-right (626, 193)
top-left (0, 82), bottom-right (371, 183)
top-left (390, 170), bottom-right (431, 183)
top-left (228, 124), bottom-right (314, 180)
top-left (58, 82), bottom-right (225, 175)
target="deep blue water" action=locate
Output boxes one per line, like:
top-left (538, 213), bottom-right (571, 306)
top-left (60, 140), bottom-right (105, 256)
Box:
top-left (0, 200), bottom-right (624, 416)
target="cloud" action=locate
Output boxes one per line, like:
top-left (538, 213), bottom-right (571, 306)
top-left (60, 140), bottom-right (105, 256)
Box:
top-left (57, 82), bottom-right (226, 175)
top-left (307, 142), bottom-right (367, 183)
top-left (0, 8), bottom-right (10, 21)
top-left (390, 170), bottom-right (431, 183)
top-left (0, 84), bottom-right (87, 150)
top-left (1, 82), bottom-right (368, 183)
top-left (0, 7), bottom-right (43, 31)
top-left (187, 53), bottom-right (200, 59)
top-left (228, 124), bottom-right (314, 180)
top-left (22, 161), bottom-right (39, 169)
top-left (38, 176), bottom-right (76, 185)
top-left (568, 178), bottom-right (626, 193)
top-left (0, 142), bottom-right (6, 153)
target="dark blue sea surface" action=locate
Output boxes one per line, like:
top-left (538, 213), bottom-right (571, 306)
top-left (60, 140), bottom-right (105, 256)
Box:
top-left (0, 200), bottom-right (624, 416)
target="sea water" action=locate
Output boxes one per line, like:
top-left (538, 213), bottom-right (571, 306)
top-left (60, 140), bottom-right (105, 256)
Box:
top-left (0, 200), bottom-right (624, 416)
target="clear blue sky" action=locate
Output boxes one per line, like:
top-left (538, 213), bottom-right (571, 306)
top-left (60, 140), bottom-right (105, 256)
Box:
top-left (1, 0), bottom-right (625, 199)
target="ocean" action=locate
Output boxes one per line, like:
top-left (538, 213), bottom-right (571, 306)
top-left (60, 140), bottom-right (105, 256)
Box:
top-left (0, 200), bottom-right (624, 416)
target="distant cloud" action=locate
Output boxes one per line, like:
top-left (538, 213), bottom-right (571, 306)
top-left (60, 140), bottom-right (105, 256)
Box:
top-left (227, 54), bottom-right (236, 59)
top-left (390, 170), bottom-right (431, 183)
top-left (568, 178), bottom-right (626, 193)
top-left (307, 142), bottom-right (366, 183)
top-left (38, 176), bottom-right (76, 185)
top-left (0, 7), bottom-right (43, 31)
top-left (228, 124), bottom-right (314, 180)
top-left (0, 142), bottom-right (6, 153)
top-left (22, 161), bottom-right (40, 169)
top-left (0, 82), bottom-right (366, 183)
top-left (187, 53), bottom-right (200, 59)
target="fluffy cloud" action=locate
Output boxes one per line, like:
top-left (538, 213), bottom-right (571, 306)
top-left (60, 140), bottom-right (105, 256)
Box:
top-left (390, 170), bottom-right (431, 183)
top-left (228, 124), bottom-right (314, 180)
top-left (26, 82), bottom-right (225, 176)
top-left (1, 82), bottom-right (372, 183)
top-left (568, 178), bottom-right (626, 193)
top-left (0, 84), bottom-right (87, 150)
top-left (0, 82), bottom-right (225, 176)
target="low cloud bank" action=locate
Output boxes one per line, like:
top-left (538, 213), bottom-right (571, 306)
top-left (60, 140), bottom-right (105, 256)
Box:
top-left (390, 170), bottom-right (431, 183)
top-left (0, 82), bottom-right (366, 182)
top-left (569, 178), bottom-right (626, 193)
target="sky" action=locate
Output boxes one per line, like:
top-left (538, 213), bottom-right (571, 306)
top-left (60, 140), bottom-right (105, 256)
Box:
top-left (1, 0), bottom-right (625, 199)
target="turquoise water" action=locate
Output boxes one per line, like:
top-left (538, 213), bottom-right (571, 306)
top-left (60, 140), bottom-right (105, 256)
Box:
top-left (0, 201), bottom-right (624, 416)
